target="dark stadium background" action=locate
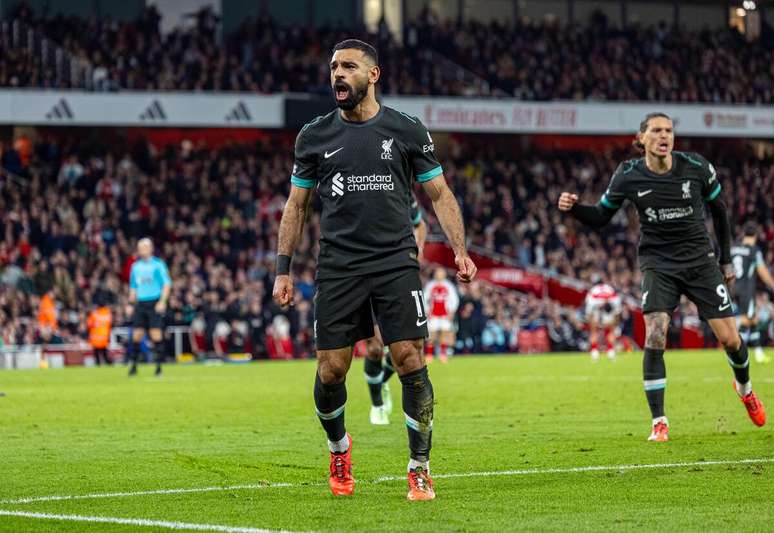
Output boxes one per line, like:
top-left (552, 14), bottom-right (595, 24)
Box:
top-left (0, 0), bottom-right (772, 368)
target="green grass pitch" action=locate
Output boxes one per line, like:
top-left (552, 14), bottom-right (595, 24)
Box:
top-left (1, 349), bottom-right (773, 532)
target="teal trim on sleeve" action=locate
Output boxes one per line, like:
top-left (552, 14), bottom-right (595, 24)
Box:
top-left (291, 175), bottom-right (315, 188)
top-left (705, 183), bottom-right (722, 201)
top-left (412, 211), bottom-right (423, 226)
top-left (621, 160), bottom-right (639, 174)
top-left (600, 195), bottom-right (619, 210)
top-left (677, 152), bottom-right (703, 166)
top-left (398, 111), bottom-right (419, 123)
top-left (416, 165), bottom-right (443, 182)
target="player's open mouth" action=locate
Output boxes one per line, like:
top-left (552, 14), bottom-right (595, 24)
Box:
top-left (334, 82), bottom-right (350, 102)
top-left (658, 142), bottom-right (669, 151)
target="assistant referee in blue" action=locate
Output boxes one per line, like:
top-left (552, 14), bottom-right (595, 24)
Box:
top-left (127, 237), bottom-right (172, 377)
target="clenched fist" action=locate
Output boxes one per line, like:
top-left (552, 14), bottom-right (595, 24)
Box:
top-left (272, 275), bottom-right (294, 308)
top-left (455, 254), bottom-right (477, 283)
top-left (557, 192), bottom-right (579, 212)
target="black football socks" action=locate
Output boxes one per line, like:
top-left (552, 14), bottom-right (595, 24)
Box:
top-left (314, 372), bottom-right (348, 452)
top-left (643, 348), bottom-right (666, 419)
top-left (400, 367), bottom-right (434, 464)
top-left (364, 357), bottom-right (384, 407)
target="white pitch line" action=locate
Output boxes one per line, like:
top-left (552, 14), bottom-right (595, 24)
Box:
top-left (2, 457), bottom-right (772, 506)
top-left (373, 457), bottom-right (774, 482)
top-left (0, 509), bottom-right (305, 533)
top-left (0, 482), bottom-right (295, 505)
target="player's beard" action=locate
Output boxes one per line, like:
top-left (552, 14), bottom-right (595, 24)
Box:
top-left (333, 79), bottom-right (368, 111)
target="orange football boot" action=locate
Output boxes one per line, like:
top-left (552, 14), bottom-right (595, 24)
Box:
top-left (407, 466), bottom-right (436, 501)
top-left (647, 420), bottom-right (669, 442)
top-left (735, 383), bottom-right (766, 427)
top-left (328, 434), bottom-right (355, 496)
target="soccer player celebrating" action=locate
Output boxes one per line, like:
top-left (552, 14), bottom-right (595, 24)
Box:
top-left (364, 194), bottom-right (427, 426)
top-left (273, 39), bottom-right (476, 500)
top-left (127, 238), bottom-right (171, 377)
top-left (731, 222), bottom-right (774, 364)
top-left (558, 112), bottom-right (766, 442)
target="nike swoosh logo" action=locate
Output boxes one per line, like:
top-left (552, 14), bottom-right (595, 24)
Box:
top-left (324, 147), bottom-right (344, 158)
top-left (416, 318), bottom-right (428, 327)
top-left (718, 304), bottom-right (731, 311)
top-left (637, 190), bottom-right (653, 197)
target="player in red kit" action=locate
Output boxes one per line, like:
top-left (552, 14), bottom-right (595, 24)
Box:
top-left (424, 268), bottom-right (459, 364)
top-left (585, 281), bottom-right (624, 361)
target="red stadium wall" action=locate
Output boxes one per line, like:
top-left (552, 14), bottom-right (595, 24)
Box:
top-left (424, 242), bottom-right (650, 347)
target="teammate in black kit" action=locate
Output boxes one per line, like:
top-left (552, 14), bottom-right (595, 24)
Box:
top-left (272, 39), bottom-right (476, 500)
top-left (731, 222), bottom-right (774, 364)
top-left (558, 112), bottom-right (766, 441)
top-left (364, 194), bottom-right (427, 426)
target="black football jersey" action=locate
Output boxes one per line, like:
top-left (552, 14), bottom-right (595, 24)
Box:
top-left (600, 151), bottom-right (722, 271)
top-left (291, 105), bottom-right (441, 279)
top-left (730, 243), bottom-right (763, 293)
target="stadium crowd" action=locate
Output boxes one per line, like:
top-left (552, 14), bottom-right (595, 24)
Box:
top-left (1, 4), bottom-right (772, 102)
top-left (0, 132), bottom-right (771, 357)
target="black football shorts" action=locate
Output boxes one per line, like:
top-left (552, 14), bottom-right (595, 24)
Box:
top-left (641, 261), bottom-right (735, 320)
top-left (133, 300), bottom-right (164, 330)
top-left (314, 267), bottom-right (428, 350)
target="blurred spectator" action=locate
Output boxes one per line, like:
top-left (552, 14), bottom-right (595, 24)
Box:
top-left (37, 291), bottom-right (57, 341)
top-left (455, 301), bottom-right (479, 354)
top-left (87, 302), bottom-right (112, 365)
top-left (267, 315), bottom-right (293, 359)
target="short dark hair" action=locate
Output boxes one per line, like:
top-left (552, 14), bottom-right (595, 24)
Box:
top-left (744, 221), bottom-right (758, 237)
top-left (332, 39), bottom-right (378, 65)
top-left (633, 112), bottom-right (672, 152)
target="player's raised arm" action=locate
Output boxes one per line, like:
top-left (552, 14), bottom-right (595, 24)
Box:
top-left (420, 174), bottom-right (476, 283)
top-left (558, 193), bottom-right (616, 228)
top-left (558, 163), bottom-right (625, 228)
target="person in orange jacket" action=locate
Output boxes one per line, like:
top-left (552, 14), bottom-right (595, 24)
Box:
top-left (37, 291), bottom-right (57, 343)
top-left (87, 303), bottom-right (113, 365)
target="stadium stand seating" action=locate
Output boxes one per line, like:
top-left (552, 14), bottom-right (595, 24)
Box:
top-left (0, 5), bottom-right (772, 102)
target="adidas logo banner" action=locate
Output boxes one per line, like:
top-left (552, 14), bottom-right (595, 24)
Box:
top-left (139, 100), bottom-right (167, 121)
top-left (225, 101), bottom-right (252, 122)
top-left (2, 91), bottom-right (774, 135)
top-left (4, 91), bottom-right (277, 128)
top-left (45, 98), bottom-right (74, 120)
